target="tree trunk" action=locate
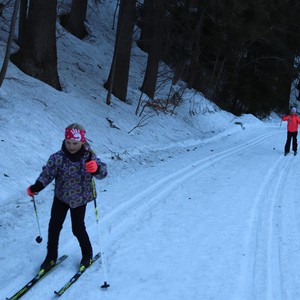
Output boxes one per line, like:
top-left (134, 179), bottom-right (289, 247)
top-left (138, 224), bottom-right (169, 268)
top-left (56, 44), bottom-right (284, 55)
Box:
top-left (136, 0), bottom-right (151, 52)
top-left (11, 0), bottom-right (61, 90)
top-left (62, 0), bottom-right (88, 39)
top-left (0, 0), bottom-right (20, 87)
top-left (18, 0), bottom-right (28, 48)
top-left (104, 0), bottom-right (136, 102)
top-left (140, 0), bottom-right (164, 99)
top-left (187, 7), bottom-right (205, 88)
top-left (0, 3), bottom-right (4, 16)
top-left (141, 52), bottom-right (160, 99)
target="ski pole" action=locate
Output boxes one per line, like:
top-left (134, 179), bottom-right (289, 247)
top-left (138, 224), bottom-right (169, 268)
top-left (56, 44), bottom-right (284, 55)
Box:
top-left (93, 199), bottom-right (110, 289)
top-left (32, 196), bottom-right (43, 244)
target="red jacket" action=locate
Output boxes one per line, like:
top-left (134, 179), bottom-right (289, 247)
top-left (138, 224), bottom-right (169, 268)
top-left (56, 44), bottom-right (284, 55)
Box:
top-left (282, 114), bottom-right (300, 132)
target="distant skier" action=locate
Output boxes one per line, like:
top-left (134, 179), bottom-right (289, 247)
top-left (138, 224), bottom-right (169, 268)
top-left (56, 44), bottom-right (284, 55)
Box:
top-left (282, 107), bottom-right (300, 155)
top-left (27, 123), bottom-right (107, 271)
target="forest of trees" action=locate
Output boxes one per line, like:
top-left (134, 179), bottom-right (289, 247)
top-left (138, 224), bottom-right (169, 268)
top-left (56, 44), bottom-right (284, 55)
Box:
top-left (1, 0), bottom-right (300, 117)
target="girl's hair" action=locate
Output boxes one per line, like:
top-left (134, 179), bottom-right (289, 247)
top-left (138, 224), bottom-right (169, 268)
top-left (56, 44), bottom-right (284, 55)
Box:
top-left (66, 123), bottom-right (86, 132)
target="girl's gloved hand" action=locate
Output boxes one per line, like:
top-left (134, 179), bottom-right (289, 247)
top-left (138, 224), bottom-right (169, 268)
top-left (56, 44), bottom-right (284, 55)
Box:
top-left (27, 186), bottom-right (35, 197)
top-left (86, 160), bottom-right (98, 173)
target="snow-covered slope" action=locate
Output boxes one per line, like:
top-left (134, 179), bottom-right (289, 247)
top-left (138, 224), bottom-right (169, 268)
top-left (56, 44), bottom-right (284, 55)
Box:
top-left (2, 1), bottom-right (297, 300)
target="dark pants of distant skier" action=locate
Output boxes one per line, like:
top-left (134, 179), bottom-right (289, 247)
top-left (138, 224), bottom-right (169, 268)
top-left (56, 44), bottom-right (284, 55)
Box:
top-left (285, 131), bottom-right (298, 153)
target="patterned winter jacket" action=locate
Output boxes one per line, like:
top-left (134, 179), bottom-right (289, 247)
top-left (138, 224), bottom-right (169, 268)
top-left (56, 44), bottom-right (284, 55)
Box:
top-left (35, 142), bottom-right (107, 208)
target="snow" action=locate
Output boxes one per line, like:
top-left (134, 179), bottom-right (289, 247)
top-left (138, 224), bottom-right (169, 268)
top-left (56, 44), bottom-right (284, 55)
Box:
top-left (1, 1), bottom-right (299, 299)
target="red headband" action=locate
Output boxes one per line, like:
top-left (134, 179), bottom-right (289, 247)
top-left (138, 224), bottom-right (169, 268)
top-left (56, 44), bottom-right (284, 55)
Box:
top-left (65, 128), bottom-right (86, 142)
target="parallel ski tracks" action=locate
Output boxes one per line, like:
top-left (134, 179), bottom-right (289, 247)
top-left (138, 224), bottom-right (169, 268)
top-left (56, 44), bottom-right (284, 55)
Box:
top-left (236, 146), bottom-right (295, 300)
top-left (102, 129), bottom-right (292, 300)
top-left (102, 131), bottom-right (277, 247)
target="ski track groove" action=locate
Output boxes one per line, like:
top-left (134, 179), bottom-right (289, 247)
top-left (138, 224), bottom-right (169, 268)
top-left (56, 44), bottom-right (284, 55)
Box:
top-left (102, 131), bottom-right (277, 251)
top-left (236, 150), bottom-right (294, 300)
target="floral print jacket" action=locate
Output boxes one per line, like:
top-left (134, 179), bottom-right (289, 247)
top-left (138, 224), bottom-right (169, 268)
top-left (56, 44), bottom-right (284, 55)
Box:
top-left (36, 142), bottom-right (107, 208)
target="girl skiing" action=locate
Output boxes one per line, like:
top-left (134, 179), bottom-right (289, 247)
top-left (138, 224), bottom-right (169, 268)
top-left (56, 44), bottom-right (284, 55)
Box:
top-left (27, 123), bottom-right (107, 271)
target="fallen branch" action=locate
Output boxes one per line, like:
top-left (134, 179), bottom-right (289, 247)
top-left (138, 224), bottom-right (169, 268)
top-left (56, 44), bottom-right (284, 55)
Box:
top-left (106, 117), bottom-right (121, 130)
top-left (128, 114), bottom-right (154, 134)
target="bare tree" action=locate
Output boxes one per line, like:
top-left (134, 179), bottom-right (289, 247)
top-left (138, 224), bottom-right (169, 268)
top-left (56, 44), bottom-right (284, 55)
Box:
top-left (139, 0), bottom-right (165, 99)
top-left (18, 0), bottom-right (28, 48)
top-left (61, 0), bottom-right (88, 39)
top-left (11, 0), bottom-right (61, 90)
top-left (0, 0), bottom-right (20, 87)
top-left (104, 0), bottom-right (136, 103)
top-left (0, 3), bottom-right (4, 16)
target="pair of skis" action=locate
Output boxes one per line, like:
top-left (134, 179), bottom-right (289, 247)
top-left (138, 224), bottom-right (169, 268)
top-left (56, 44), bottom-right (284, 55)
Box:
top-left (6, 253), bottom-right (103, 300)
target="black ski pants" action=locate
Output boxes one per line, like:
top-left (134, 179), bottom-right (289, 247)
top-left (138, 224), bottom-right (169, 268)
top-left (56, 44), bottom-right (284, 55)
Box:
top-left (47, 197), bottom-right (92, 259)
top-left (285, 131), bottom-right (298, 153)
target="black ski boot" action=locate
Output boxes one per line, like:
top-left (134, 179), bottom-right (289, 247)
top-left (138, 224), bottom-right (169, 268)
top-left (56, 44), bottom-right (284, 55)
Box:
top-left (80, 256), bottom-right (93, 269)
top-left (40, 252), bottom-right (57, 272)
top-left (80, 247), bottom-right (93, 269)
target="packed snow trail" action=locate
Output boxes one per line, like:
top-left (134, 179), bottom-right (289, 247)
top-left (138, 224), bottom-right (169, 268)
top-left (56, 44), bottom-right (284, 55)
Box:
top-left (98, 127), bottom-right (300, 300)
top-left (237, 151), bottom-right (293, 300)
top-left (3, 126), bottom-right (300, 300)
